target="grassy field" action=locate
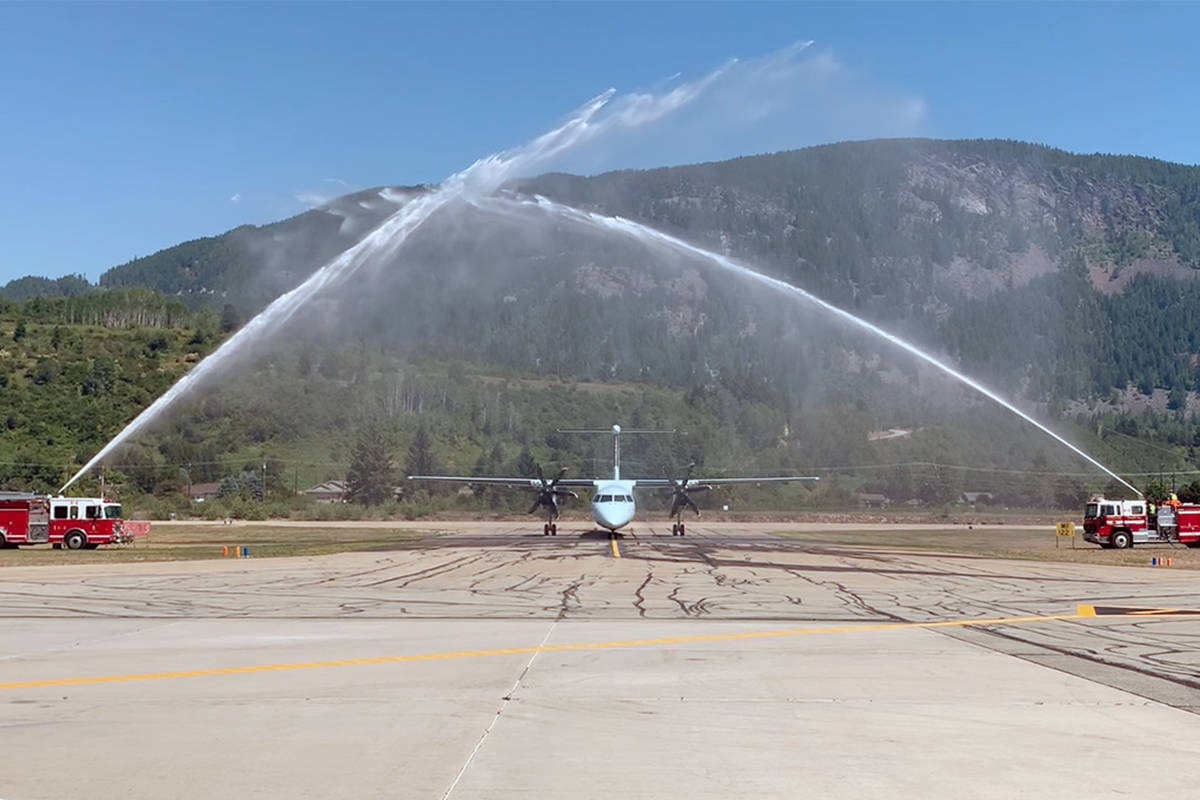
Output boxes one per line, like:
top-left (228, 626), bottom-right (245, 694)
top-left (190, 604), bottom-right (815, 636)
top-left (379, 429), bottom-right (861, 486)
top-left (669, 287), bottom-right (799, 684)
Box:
top-left (0, 524), bottom-right (437, 567)
top-left (773, 526), bottom-right (1200, 569)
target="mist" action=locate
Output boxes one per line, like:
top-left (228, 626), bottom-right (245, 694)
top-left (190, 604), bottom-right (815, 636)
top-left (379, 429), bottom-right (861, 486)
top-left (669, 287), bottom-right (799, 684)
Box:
top-left (61, 40), bottom-right (1145, 507)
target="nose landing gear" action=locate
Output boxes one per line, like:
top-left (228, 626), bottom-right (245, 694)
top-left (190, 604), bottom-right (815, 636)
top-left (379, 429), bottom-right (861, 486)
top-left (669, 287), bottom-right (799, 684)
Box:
top-left (543, 523), bottom-right (558, 536)
top-left (671, 522), bottom-right (686, 536)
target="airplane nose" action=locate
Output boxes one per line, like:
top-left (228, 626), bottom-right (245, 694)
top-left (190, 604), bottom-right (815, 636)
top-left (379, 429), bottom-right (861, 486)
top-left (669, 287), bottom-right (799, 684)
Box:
top-left (595, 505), bottom-right (632, 531)
top-left (596, 507), bottom-right (617, 529)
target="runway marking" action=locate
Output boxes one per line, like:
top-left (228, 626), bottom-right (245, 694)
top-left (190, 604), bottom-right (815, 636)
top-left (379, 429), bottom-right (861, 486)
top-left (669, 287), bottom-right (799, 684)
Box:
top-left (1085, 604), bottom-right (1200, 616)
top-left (0, 606), bottom-right (1112, 691)
top-left (610, 535), bottom-right (621, 558)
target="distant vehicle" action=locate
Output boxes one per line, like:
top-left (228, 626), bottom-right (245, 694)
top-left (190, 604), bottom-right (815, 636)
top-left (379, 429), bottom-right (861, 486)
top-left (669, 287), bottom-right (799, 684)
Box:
top-left (1082, 496), bottom-right (1200, 549)
top-left (0, 493), bottom-right (138, 550)
top-left (410, 424), bottom-right (817, 536)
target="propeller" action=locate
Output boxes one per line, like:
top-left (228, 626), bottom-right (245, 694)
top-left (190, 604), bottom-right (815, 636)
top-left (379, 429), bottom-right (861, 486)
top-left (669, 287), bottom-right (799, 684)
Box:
top-left (527, 465), bottom-right (578, 520)
top-left (668, 462), bottom-right (711, 520)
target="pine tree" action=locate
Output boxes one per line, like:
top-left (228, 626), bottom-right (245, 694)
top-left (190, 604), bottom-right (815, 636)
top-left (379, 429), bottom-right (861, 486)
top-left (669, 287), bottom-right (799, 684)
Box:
top-left (515, 447), bottom-right (538, 478)
top-left (219, 303), bottom-right (240, 333)
top-left (405, 425), bottom-right (436, 478)
top-left (346, 425), bottom-right (395, 506)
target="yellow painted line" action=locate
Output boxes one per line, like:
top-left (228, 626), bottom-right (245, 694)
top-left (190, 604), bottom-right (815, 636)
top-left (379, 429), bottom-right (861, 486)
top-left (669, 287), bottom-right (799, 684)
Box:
top-left (0, 608), bottom-right (1093, 691)
top-left (610, 535), bottom-right (621, 558)
top-left (1077, 603), bottom-right (1096, 617)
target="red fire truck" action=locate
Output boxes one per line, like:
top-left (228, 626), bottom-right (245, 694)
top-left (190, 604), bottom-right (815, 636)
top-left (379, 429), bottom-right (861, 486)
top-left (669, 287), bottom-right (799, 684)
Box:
top-left (1082, 496), bottom-right (1200, 549)
top-left (0, 492), bottom-right (50, 547)
top-left (0, 494), bottom-right (136, 549)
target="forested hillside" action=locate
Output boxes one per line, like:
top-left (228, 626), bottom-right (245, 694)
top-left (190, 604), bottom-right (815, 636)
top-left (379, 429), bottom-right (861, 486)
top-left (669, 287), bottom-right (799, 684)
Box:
top-left (0, 286), bottom-right (1194, 517)
top-left (17, 138), bottom-right (1198, 404)
top-left (5, 139), bottom-right (1200, 514)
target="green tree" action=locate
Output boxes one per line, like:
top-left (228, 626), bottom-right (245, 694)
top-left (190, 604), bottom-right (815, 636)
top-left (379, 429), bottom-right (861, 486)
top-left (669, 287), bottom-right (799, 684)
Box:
top-left (515, 447), bottom-right (538, 478)
top-left (404, 425), bottom-right (436, 478)
top-left (1177, 480), bottom-right (1200, 504)
top-left (12, 319), bottom-right (25, 342)
top-left (1143, 478), bottom-right (1170, 502)
top-left (220, 303), bottom-right (241, 333)
top-left (347, 425), bottom-right (395, 505)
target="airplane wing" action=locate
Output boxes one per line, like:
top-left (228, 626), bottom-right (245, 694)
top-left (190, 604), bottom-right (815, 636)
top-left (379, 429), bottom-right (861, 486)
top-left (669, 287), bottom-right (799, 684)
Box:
top-left (690, 476), bottom-right (819, 486)
top-left (633, 476), bottom-right (819, 488)
top-left (407, 475), bottom-right (596, 488)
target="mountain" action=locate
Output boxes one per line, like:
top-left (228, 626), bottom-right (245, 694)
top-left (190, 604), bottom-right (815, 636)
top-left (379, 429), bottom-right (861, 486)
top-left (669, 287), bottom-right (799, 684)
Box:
top-left (55, 138), bottom-right (1200, 404)
top-left (97, 187), bottom-right (420, 307)
top-left (4, 139), bottom-right (1200, 510)
top-left (0, 274), bottom-right (93, 301)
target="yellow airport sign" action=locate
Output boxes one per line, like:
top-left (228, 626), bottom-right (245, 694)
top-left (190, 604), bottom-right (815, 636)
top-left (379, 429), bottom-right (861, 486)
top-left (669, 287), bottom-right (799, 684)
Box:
top-left (1055, 522), bottom-right (1076, 537)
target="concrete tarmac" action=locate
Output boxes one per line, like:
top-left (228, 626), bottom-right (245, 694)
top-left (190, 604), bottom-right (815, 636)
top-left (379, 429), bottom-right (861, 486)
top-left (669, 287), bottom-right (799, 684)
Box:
top-left (3, 522), bottom-right (1200, 799)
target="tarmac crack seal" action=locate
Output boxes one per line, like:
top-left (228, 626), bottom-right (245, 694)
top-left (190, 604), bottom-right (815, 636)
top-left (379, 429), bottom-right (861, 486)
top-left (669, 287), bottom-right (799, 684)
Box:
top-left (439, 616), bottom-right (561, 799)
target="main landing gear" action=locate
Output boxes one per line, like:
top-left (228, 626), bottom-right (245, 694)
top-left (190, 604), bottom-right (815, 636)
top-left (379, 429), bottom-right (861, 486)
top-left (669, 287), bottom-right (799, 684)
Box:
top-left (543, 523), bottom-right (558, 536)
top-left (671, 521), bottom-right (686, 536)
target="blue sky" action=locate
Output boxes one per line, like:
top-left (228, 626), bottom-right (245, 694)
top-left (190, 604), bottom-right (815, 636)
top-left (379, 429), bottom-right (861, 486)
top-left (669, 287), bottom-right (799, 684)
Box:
top-left (1, 1), bottom-right (1197, 284)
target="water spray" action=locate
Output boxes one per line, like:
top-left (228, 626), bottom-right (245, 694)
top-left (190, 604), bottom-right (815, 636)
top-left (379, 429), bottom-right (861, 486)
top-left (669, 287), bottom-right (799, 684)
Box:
top-left (61, 45), bottom-right (817, 493)
top-left (481, 194), bottom-right (1143, 498)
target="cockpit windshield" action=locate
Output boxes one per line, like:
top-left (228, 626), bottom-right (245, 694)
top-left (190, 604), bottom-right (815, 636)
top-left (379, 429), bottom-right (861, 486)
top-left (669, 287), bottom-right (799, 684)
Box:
top-left (1085, 503), bottom-right (1098, 517)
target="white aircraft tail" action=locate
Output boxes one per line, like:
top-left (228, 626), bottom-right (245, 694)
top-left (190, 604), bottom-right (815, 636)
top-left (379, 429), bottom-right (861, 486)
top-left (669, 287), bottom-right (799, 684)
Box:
top-left (556, 424), bottom-right (675, 480)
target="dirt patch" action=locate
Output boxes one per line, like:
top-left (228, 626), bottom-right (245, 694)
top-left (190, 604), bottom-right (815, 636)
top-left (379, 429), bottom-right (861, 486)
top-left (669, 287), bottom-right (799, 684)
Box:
top-left (1088, 255), bottom-right (1197, 295)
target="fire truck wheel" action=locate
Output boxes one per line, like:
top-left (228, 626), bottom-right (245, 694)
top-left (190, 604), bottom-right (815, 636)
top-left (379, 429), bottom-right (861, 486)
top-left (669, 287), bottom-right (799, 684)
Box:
top-left (1186, 542), bottom-right (1200, 549)
top-left (1110, 530), bottom-right (1132, 550)
top-left (64, 531), bottom-right (87, 550)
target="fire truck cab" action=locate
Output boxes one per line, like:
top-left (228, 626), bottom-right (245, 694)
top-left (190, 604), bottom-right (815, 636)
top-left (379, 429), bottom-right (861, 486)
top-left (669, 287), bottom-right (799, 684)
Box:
top-left (1083, 496), bottom-right (1200, 549)
top-left (48, 496), bottom-right (130, 549)
top-left (0, 494), bottom-right (138, 550)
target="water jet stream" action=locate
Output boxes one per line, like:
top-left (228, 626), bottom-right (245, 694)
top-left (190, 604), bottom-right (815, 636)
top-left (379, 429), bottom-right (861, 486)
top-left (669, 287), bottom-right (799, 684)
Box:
top-left (60, 48), bottom-right (769, 492)
top-left (481, 194), bottom-right (1142, 497)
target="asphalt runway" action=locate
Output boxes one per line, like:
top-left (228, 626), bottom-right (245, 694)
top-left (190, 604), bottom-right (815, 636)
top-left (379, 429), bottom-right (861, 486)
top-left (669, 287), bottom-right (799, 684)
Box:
top-left (3, 522), bottom-right (1200, 799)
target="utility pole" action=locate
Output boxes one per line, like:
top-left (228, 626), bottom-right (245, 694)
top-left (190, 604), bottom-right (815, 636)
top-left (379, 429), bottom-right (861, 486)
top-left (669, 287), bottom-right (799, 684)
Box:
top-left (262, 462), bottom-right (268, 503)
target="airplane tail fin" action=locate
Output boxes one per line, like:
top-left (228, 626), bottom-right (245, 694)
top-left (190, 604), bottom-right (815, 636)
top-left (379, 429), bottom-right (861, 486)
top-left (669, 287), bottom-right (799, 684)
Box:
top-left (556, 424), bottom-right (674, 480)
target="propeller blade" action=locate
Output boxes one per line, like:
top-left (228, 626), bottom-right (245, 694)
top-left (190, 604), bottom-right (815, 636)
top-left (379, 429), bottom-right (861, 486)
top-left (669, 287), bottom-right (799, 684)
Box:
top-left (549, 467), bottom-right (568, 488)
top-left (535, 464), bottom-right (546, 486)
top-left (686, 496), bottom-right (701, 516)
top-left (554, 489), bottom-right (579, 499)
top-left (669, 497), bottom-right (687, 518)
top-left (527, 497), bottom-right (543, 515)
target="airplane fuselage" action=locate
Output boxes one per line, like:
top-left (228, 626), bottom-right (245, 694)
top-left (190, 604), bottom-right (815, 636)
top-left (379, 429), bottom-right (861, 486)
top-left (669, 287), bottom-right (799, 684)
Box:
top-left (591, 480), bottom-right (636, 531)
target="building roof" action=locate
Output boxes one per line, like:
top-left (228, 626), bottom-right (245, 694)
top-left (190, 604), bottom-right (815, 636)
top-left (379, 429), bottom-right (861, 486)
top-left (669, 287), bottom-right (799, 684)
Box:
top-left (304, 480), bottom-right (348, 496)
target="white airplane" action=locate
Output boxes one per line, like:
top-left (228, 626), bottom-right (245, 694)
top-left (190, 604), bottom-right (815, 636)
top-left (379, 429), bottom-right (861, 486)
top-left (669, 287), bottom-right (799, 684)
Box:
top-left (409, 424), bottom-right (818, 536)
